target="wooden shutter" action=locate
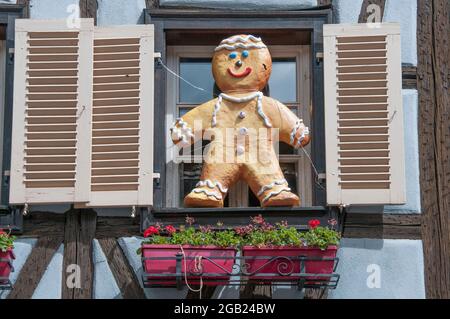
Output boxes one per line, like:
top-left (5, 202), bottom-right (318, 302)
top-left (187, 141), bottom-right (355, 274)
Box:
top-left (324, 23), bottom-right (405, 205)
top-left (85, 25), bottom-right (154, 207)
top-left (10, 19), bottom-right (93, 205)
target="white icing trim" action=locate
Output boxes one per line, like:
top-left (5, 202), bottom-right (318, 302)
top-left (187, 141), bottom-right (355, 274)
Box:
top-left (215, 43), bottom-right (267, 52)
top-left (262, 187), bottom-right (292, 203)
top-left (196, 180), bottom-right (228, 193)
top-left (221, 35), bottom-right (263, 45)
top-left (212, 92), bottom-right (272, 128)
top-left (170, 118), bottom-right (194, 145)
top-left (290, 120), bottom-right (303, 144)
top-left (192, 188), bottom-right (222, 200)
top-left (211, 95), bottom-right (222, 127)
top-left (215, 35), bottom-right (267, 51)
top-left (295, 126), bottom-right (309, 149)
top-left (257, 179), bottom-right (288, 197)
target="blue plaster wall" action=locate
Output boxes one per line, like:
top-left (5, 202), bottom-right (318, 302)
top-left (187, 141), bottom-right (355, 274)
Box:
top-left (32, 244), bottom-right (64, 299)
top-left (384, 90), bottom-right (421, 214)
top-left (29, 0), bottom-right (79, 19)
top-left (0, 238), bottom-right (37, 299)
top-left (97, 0), bottom-right (146, 26)
top-left (92, 239), bottom-right (122, 299)
top-left (328, 238), bottom-right (425, 299)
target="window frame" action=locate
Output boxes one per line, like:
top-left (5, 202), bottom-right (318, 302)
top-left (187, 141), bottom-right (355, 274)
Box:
top-left (165, 45), bottom-right (313, 208)
top-left (0, 3), bottom-right (27, 233)
top-left (145, 8), bottom-right (332, 210)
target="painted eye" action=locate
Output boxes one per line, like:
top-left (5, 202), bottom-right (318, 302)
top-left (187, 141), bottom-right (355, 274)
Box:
top-left (242, 50), bottom-right (249, 58)
top-left (229, 52), bottom-right (238, 59)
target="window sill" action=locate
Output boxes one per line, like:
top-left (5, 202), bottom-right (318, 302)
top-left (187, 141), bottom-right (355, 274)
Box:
top-left (143, 206), bottom-right (336, 231)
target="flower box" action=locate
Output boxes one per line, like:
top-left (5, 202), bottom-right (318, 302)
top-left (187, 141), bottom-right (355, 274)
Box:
top-left (0, 250), bottom-right (15, 285)
top-left (141, 244), bottom-right (237, 287)
top-left (242, 245), bottom-right (338, 282)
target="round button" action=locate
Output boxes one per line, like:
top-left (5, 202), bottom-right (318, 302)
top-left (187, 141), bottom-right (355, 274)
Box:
top-left (238, 111), bottom-right (246, 119)
top-left (238, 127), bottom-right (248, 135)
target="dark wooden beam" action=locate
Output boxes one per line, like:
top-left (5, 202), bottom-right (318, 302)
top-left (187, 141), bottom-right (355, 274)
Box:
top-left (62, 209), bottom-right (97, 299)
top-left (16, 0), bottom-right (30, 18)
top-left (79, 0), bottom-right (98, 24)
top-left (22, 212), bottom-right (65, 237)
top-left (96, 215), bottom-right (141, 239)
top-left (146, 0), bottom-right (160, 9)
top-left (417, 0), bottom-right (450, 299)
top-left (240, 282), bottom-right (272, 299)
top-left (7, 236), bottom-right (63, 299)
top-left (185, 286), bottom-right (217, 299)
top-left (304, 288), bottom-right (328, 299)
top-left (343, 213), bottom-right (422, 239)
top-left (317, 0), bottom-right (332, 7)
top-left (97, 238), bottom-right (146, 299)
top-left (358, 0), bottom-right (386, 23)
top-left (403, 66), bottom-right (418, 89)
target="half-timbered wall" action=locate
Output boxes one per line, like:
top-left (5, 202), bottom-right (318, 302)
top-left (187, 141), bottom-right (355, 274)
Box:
top-left (1, 0), bottom-right (445, 299)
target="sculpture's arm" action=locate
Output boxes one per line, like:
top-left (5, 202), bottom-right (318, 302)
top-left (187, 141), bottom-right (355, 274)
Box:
top-left (271, 99), bottom-right (310, 148)
top-left (169, 100), bottom-right (213, 146)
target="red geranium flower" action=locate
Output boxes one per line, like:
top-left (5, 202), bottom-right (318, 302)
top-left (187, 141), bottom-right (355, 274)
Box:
top-left (143, 226), bottom-right (159, 238)
top-left (308, 219), bottom-right (321, 229)
top-left (165, 225), bottom-right (176, 235)
top-left (0, 229), bottom-right (5, 235)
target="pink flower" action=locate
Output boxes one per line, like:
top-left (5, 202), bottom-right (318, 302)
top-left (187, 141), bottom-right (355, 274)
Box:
top-left (143, 226), bottom-right (159, 238)
top-left (165, 225), bottom-right (176, 235)
top-left (185, 215), bottom-right (195, 226)
top-left (308, 219), bottom-right (321, 229)
top-left (251, 214), bottom-right (265, 225)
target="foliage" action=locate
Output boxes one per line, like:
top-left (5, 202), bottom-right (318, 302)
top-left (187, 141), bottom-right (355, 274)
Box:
top-left (0, 228), bottom-right (16, 252)
top-left (138, 215), bottom-right (341, 254)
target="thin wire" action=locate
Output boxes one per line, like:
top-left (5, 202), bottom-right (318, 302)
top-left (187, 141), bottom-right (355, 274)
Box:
top-left (158, 57), bottom-right (208, 93)
top-left (299, 145), bottom-right (326, 190)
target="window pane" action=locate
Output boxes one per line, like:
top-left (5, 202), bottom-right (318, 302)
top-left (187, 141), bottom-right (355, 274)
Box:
top-left (180, 163), bottom-right (229, 207)
top-left (248, 162), bottom-right (297, 206)
top-left (179, 58), bottom-right (214, 104)
top-left (269, 58), bottom-right (297, 103)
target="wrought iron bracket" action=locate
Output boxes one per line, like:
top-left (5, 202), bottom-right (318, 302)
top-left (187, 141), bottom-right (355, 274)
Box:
top-left (142, 254), bottom-right (340, 290)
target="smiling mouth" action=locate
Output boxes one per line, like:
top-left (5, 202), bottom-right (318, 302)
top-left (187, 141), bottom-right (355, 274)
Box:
top-left (227, 67), bottom-right (252, 78)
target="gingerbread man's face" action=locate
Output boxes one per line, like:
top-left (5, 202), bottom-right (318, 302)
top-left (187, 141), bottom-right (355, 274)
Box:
top-left (212, 35), bottom-right (272, 93)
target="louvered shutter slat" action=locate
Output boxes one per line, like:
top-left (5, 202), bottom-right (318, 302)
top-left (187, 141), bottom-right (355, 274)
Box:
top-left (10, 19), bottom-right (93, 205)
top-left (324, 23), bottom-right (406, 205)
top-left (86, 25), bottom-right (154, 207)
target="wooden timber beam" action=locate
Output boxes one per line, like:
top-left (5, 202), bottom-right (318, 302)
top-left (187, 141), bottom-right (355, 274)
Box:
top-left (417, 0), bottom-right (450, 299)
top-left (7, 236), bottom-right (63, 299)
top-left (97, 238), bottom-right (146, 299)
top-left (79, 0), bottom-right (98, 24)
top-left (358, 0), bottom-right (386, 23)
top-left (62, 209), bottom-right (97, 299)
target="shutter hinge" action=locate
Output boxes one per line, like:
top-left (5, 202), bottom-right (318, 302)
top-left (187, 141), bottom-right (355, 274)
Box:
top-left (318, 173), bottom-right (326, 181)
top-left (315, 52), bottom-right (324, 64)
top-left (153, 172), bottom-right (161, 188)
top-left (8, 48), bottom-right (14, 64)
top-left (154, 52), bottom-right (162, 68)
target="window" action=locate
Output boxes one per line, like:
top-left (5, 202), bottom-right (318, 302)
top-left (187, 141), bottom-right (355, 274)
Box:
top-left (0, 38), bottom-right (5, 200)
top-left (165, 45), bottom-right (312, 208)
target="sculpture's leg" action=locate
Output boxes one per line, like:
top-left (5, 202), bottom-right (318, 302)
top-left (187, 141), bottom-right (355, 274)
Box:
top-left (183, 162), bottom-right (241, 208)
top-left (243, 154), bottom-right (300, 207)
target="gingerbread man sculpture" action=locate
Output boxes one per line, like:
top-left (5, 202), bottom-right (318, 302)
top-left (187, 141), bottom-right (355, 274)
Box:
top-left (170, 35), bottom-right (310, 208)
